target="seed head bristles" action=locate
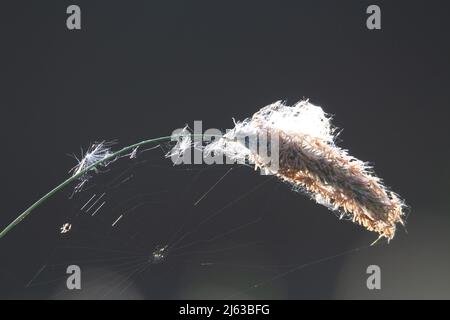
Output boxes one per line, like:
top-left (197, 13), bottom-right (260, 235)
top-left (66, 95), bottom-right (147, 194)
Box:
top-left (206, 100), bottom-right (406, 241)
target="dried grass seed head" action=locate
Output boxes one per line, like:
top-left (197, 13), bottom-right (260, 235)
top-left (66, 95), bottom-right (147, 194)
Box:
top-left (206, 100), bottom-right (406, 241)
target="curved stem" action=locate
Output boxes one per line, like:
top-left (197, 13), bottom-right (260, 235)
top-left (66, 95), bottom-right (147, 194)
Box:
top-left (0, 135), bottom-right (175, 239)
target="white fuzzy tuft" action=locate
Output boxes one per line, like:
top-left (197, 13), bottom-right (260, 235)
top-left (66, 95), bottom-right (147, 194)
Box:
top-left (70, 141), bottom-right (114, 176)
top-left (253, 100), bottom-right (334, 143)
top-left (204, 100), bottom-right (333, 171)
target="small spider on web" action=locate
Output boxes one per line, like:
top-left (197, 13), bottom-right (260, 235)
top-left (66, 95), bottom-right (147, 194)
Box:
top-left (19, 138), bottom-right (373, 299)
top-left (149, 245), bottom-right (169, 264)
top-left (60, 223), bottom-right (72, 234)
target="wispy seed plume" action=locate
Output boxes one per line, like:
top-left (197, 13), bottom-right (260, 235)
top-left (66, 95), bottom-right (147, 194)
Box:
top-left (70, 141), bottom-right (116, 192)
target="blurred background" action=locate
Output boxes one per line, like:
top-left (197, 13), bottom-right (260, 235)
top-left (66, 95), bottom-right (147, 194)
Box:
top-left (0, 0), bottom-right (449, 299)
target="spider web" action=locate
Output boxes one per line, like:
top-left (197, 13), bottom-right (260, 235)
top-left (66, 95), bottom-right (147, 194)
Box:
top-left (17, 142), bottom-right (372, 299)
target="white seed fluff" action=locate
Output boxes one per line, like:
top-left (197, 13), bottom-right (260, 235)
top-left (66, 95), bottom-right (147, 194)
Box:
top-left (71, 141), bottom-right (114, 176)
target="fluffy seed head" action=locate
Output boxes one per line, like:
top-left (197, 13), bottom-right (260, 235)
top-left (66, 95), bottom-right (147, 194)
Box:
top-left (206, 100), bottom-right (406, 241)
